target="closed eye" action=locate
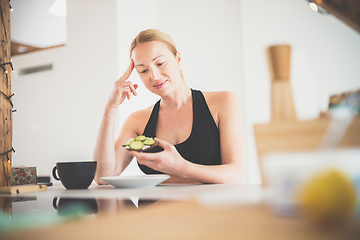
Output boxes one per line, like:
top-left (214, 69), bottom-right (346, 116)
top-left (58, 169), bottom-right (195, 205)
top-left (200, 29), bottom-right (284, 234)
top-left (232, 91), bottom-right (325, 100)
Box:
top-left (157, 62), bottom-right (165, 67)
top-left (141, 69), bottom-right (148, 73)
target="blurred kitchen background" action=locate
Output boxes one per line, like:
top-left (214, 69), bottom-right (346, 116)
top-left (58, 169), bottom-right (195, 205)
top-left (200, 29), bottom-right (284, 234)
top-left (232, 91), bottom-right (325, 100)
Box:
top-left (10, 0), bottom-right (360, 184)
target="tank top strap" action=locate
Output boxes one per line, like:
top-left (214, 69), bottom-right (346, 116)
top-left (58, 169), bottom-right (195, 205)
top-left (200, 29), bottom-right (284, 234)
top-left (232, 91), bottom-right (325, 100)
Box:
top-left (142, 99), bottom-right (161, 138)
top-left (191, 89), bottom-right (218, 130)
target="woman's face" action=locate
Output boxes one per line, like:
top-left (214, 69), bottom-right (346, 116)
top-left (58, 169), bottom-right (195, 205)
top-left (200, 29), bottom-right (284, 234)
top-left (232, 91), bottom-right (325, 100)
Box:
top-left (131, 41), bottom-right (182, 96)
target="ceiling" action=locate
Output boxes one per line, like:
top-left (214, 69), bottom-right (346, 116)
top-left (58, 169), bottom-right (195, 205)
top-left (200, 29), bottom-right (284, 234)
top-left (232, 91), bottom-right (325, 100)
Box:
top-left (10, 0), bottom-right (66, 54)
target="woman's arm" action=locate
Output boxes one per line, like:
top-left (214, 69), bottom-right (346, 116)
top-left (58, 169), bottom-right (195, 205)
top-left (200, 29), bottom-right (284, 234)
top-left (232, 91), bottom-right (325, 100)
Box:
top-left (93, 61), bottom-right (138, 184)
top-left (131, 91), bottom-right (245, 184)
top-left (213, 91), bottom-right (245, 183)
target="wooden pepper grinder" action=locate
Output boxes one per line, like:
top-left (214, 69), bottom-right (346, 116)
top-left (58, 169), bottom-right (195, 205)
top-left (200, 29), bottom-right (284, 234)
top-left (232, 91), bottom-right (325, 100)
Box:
top-left (266, 45), bottom-right (297, 122)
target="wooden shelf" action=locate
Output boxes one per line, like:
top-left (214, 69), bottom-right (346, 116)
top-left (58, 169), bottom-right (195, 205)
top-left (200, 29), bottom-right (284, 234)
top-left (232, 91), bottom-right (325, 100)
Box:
top-left (318, 0), bottom-right (360, 34)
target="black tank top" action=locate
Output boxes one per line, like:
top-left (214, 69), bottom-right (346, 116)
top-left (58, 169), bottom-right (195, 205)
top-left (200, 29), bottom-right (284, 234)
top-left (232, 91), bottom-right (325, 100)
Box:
top-left (139, 89), bottom-right (222, 174)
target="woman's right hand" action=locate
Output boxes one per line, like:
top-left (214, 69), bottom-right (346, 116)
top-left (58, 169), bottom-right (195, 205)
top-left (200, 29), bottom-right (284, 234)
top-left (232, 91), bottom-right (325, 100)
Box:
top-left (106, 60), bottom-right (138, 109)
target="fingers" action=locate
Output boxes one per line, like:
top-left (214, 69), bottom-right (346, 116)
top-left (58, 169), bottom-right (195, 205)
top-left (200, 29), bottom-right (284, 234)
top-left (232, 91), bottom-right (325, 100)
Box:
top-left (123, 85), bottom-right (133, 100)
top-left (125, 82), bottom-right (137, 100)
top-left (130, 139), bottom-right (181, 175)
top-left (127, 82), bottom-right (138, 97)
top-left (154, 138), bottom-right (172, 150)
top-left (129, 138), bottom-right (173, 158)
top-left (117, 61), bottom-right (137, 99)
top-left (129, 151), bottom-right (155, 162)
top-left (107, 61), bottom-right (138, 108)
top-left (113, 78), bottom-right (138, 99)
top-left (119, 60), bottom-right (134, 82)
top-left (131, 151), bottom-right (163, 172)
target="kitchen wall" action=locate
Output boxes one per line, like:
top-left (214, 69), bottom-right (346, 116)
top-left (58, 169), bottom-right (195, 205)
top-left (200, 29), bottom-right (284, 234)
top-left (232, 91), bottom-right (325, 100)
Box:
top-left (241, 0), bottom-right (360, 183)
top-left (12, 0), bottom-right (119, 177)
top-left (11, 0), bottom-right (360, 184)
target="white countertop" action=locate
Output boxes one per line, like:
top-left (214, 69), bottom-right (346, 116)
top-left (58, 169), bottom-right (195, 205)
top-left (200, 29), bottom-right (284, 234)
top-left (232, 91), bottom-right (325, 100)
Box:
top-left (3, 182), bottom-right (265, 225)
top-left (32, 182), bottom-right (264, 203)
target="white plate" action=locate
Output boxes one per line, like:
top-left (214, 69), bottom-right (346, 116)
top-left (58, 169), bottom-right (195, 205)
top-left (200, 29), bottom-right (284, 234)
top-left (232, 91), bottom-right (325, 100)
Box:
top-left (100, 174), bottom-right (170, 188)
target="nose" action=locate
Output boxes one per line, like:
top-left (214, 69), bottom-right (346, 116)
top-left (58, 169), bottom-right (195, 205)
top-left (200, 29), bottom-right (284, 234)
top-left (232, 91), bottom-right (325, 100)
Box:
top-left (150, 67), bottom-right (160, 80)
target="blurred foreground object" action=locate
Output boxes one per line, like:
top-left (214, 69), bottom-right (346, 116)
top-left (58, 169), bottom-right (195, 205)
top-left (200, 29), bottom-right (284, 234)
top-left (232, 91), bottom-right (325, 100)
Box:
top-left (298, 169), bottom-right (357, 223)
top-left (329, 89), bottom-right (360, 115)
top-left (262, 149), bottom-right (360, 218)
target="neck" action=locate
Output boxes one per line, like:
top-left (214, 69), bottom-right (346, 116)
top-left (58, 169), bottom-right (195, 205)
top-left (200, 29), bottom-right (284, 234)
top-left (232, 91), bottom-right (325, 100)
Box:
top-left (160, 84), bottom-right (192, 111)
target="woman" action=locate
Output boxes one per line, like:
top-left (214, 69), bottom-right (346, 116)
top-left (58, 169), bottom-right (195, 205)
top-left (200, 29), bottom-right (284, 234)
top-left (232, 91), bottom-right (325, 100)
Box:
top-left (94, 29), bottom-right (245, 184)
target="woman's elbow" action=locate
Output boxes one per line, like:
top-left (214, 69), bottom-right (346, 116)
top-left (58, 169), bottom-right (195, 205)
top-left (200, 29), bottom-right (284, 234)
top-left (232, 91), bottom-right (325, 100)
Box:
top-left (94, 177), bottom-right (109, 185)
top-left (222, 165), bottom-right (243, 184)
top-left (94, 172), bottom-right (110, 185)
top-left (219, 175), bottom-right (242, 184)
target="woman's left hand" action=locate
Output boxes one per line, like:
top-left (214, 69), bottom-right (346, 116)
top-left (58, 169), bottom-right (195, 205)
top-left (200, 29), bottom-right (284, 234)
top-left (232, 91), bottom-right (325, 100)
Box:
top-left (129, 138), bottom-right (189, 176)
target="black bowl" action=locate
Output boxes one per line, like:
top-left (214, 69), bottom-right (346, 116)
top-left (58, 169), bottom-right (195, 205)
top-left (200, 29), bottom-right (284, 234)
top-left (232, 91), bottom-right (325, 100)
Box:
top-left (52, 161), bottom-right (97, 189)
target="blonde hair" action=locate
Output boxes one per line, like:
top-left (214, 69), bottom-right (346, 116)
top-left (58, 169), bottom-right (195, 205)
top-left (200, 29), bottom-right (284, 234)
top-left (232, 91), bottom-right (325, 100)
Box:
top-left (130, 29), bottom-right (184, 79)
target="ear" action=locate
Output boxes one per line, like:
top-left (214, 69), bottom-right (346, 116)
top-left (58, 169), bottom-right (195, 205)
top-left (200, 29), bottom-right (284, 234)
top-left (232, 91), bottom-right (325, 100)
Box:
top-left (176, 51), bottom-right (182, 67)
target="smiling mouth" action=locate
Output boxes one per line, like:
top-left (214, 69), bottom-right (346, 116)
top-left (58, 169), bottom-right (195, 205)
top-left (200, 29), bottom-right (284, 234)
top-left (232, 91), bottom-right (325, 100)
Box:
top-left (153, 80), bottom-right (168, 89)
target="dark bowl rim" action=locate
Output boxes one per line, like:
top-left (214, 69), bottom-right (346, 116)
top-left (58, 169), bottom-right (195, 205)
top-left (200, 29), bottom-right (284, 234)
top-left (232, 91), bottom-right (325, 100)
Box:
top-left (56, 161), bottom-right (97, 165)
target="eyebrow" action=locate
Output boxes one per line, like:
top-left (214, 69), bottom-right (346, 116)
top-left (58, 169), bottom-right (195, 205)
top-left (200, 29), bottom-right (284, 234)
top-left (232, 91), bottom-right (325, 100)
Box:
top-left (135, 55), bottom-right (164, 67)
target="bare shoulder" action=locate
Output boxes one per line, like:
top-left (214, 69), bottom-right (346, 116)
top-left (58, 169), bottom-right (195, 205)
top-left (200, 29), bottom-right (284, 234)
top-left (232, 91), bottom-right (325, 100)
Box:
top-left (115, 104), bottom-right (155, 150)
top-left (203, 91), bottom-right (239, 109)
top-left (202, 91), bottom-right (241, 124)
top-left (123, 104), bottom-right (155, 135)
top-left (128, 105), bottom-right (153, 120)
